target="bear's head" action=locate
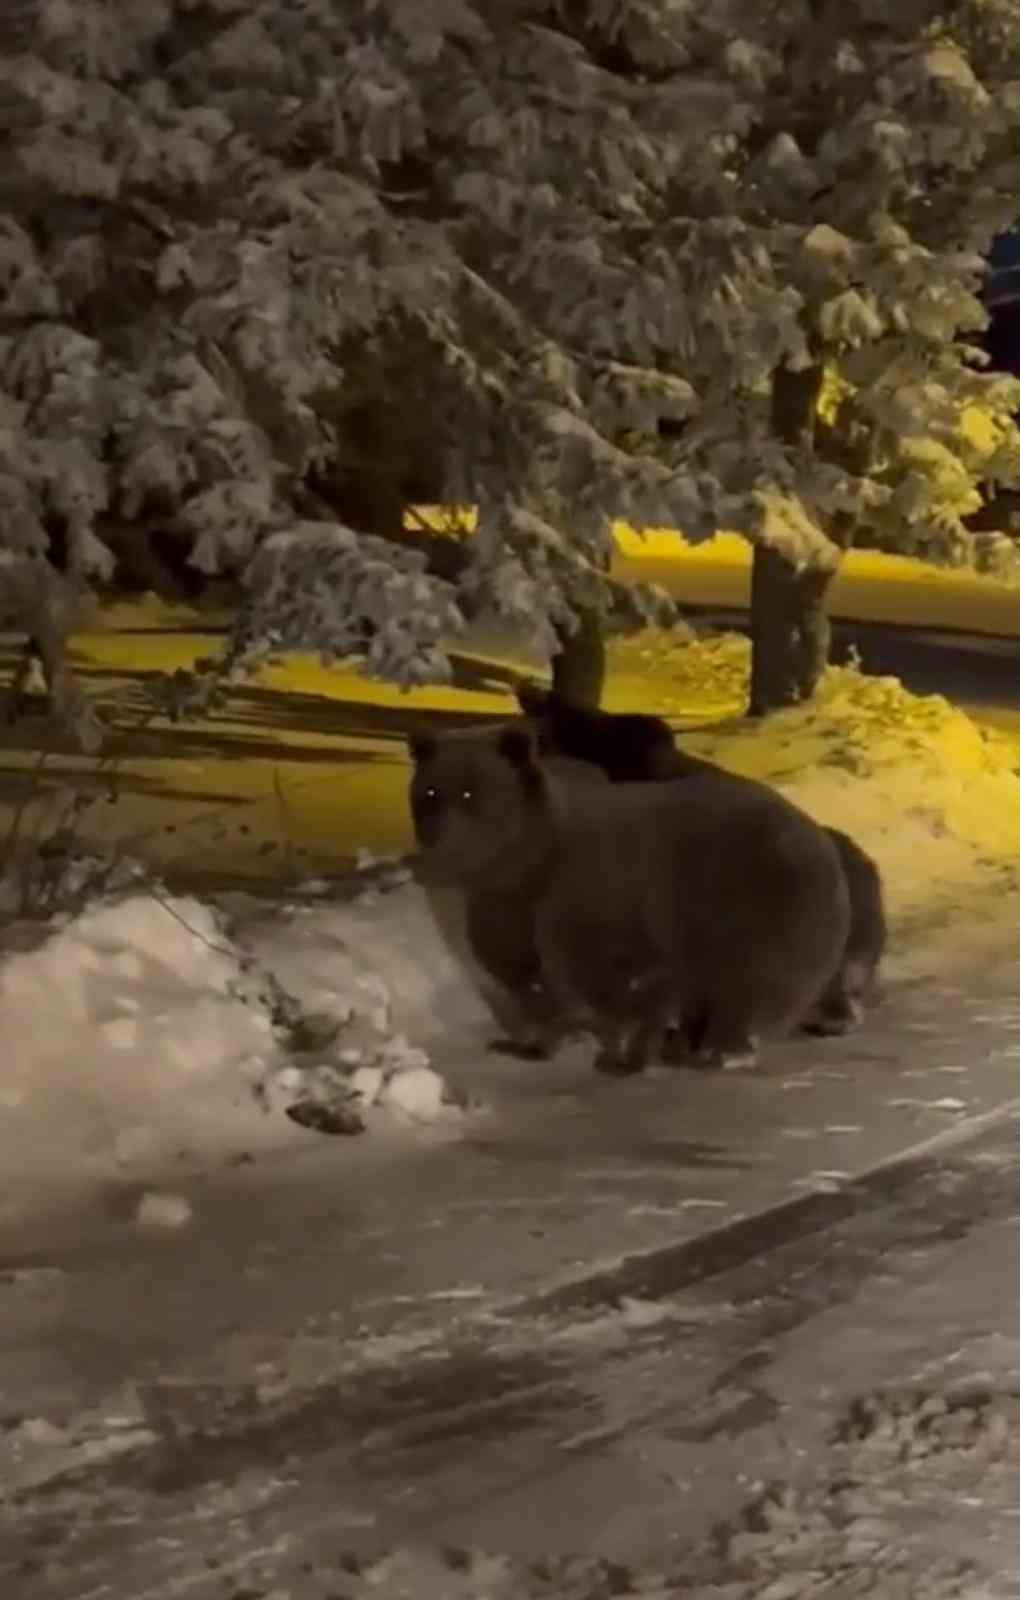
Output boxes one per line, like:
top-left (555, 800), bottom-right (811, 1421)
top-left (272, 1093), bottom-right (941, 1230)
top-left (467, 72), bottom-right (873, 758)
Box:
top-left (515, 681), bottom-right (551, 722)
top-left (407, 723), bottom-right (552, 887)
top-left (515, 682), bottom-right (679, 783)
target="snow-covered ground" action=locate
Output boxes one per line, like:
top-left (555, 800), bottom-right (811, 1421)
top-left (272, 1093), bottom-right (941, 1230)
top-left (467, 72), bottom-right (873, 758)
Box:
top-left (3, 626), bottom-right (1020, 1225)
top-left (8, 1087), bottom-right (1020, 1599)
top-left (0, 875), bottom-right (476, 1223)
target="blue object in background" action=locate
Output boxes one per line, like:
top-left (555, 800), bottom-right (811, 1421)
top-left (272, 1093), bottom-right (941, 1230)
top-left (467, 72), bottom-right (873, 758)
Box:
top-left (988, 231), bottom-right (1020, 271)
top-left (984, 232), bottom-right (1020, 375)
top-left (985, 231), bottom-right (1020, 309)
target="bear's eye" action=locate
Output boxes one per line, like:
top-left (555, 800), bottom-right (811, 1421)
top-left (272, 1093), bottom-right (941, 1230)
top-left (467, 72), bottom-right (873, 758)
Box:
top-left (461, 788), bottom-right (474, 804)
top-left (425, 787), bottom-right (437, 801)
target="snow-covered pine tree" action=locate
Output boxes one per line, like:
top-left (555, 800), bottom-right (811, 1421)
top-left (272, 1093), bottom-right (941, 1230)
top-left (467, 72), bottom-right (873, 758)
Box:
top-left (658, 0), bottom-right (1020, 713)
top-left (2, 1), bottom-right (1020, 736)
top-left (577, 0), bottom-right (1020, 712)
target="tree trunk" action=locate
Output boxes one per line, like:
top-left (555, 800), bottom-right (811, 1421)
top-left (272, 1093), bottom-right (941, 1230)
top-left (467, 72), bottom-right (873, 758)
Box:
top-left (551, 607), bottom-right (606, 708)
top-left (748, 546), bottom-right (836, 716)
top-left (748, 359), bottom-right (838, 717)
top-left (964, 486), bottom-right (1020, 533)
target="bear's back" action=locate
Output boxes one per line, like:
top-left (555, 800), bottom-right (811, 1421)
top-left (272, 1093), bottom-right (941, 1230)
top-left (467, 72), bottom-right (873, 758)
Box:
top-left (547, 767), bottom-right (842, 919)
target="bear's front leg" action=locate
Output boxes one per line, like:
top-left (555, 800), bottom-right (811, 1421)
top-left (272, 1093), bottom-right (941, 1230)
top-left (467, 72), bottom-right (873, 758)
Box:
top-left (596, 968), bottom-right (684, 1076)
top-left (480, 976), bottom-right (572, 1061)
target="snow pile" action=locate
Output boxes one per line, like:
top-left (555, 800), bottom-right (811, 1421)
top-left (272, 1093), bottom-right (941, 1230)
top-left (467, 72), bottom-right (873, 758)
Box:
top-left (670, 1382), bottom-right (1020, 1597)
top-left (244, 870), bottom-right (491, 1057)
top-left (841, 1385), bottom-right (1018, 1476)
top-left (695, 1479), bottom-right (975, 1599)
top-left (0, 890), bottom-right (458, 1204)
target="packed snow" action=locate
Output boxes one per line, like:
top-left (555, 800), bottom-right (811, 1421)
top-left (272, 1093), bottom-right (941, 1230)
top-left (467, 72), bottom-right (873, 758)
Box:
top-left (2, 627), bottom-right (1020, 1216)
top-left (0, 876), bottom-right (469, 1218)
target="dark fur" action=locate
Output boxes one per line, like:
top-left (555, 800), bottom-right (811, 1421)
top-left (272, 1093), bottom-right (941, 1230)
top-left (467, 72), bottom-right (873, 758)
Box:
top-left (801, 828), bottom-right (886, 1034)
top-left (413, 737), bottom-right (609, 1059)
top-left (515, 680), bottom-right (715, 781)
top-left (516, 683), bottom-right (887, 1036)
top-left (409, 724), bottom-right (851, 1073)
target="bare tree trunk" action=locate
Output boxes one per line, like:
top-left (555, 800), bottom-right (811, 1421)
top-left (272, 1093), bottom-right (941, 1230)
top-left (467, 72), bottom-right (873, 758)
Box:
top-left (748, 548), bottom-right (836, 716)
top-left (551, 607), bottom-right (606, 709)
top-left (748, 360), bottom-right (837, 717)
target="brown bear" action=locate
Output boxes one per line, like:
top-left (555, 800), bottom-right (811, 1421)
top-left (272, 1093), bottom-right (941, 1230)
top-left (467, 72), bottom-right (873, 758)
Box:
top-left (798, 826), bottom-right (885, 1035)
top-left (515, 680), bottom-right (712, 782)
top-left (413, 742), bottom-right (610, 1060)
top-left (408, 723), bottom-right (851, 1073)
top-left (516, 682), bottom-right (886, 1037)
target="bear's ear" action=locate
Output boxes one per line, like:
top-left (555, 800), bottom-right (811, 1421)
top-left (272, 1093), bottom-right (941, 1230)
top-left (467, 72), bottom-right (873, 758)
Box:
top-left (515, 681), bottom-right (549, 717)
top-left (407, 730), bottom-right (437, 765)
top-left (498, 724), bottom-right (539, 772)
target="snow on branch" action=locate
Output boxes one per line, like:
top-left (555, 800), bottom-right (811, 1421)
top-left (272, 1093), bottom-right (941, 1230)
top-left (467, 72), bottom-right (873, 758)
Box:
top-left (232, 520), bottom-right (465, 685)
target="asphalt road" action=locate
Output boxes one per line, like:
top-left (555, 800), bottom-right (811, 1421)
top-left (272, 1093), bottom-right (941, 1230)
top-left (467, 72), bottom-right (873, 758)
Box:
top-left (6, 1092), bottom-right (1020, 1598)
top-left (6, 954), bottom-right (1020, 1597)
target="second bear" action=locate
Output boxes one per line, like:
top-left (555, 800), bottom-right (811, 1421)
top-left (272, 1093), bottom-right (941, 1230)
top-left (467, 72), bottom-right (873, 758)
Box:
top-left (516, 682), bottom-right (887, 1036)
